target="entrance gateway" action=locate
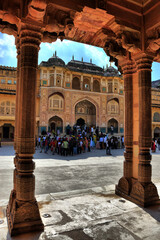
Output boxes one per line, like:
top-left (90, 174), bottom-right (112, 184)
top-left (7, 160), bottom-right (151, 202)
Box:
top-left (1, 0), bottom-right (160, 236)
top-left (75, 100), bottom-right (96, 127)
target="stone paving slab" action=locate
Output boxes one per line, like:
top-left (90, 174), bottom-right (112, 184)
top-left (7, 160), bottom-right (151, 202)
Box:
top-left (1, 186), bottom-right (160, 240)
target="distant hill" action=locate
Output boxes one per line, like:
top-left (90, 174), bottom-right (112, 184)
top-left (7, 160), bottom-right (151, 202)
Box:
top-left (152, 80), bottom-right (160, 88)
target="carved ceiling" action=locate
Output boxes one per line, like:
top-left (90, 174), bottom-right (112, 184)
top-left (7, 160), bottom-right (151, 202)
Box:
top-left (0, 0), bottom-right (159, 62)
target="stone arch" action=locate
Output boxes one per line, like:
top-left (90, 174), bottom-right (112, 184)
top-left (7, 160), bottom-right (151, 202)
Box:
top-left (75, 99), bottom-right (96, 127)
top-left (107, 98), bottom-right (119, 114)
top-left (154, 127), bottom-right (160, 139)
top-left (76, 117), bottom-right (85, 126)
top-left (93, 79), bottom-right (100, 92)
top-left (108, 118), bottom-right (118, 133)
top-left (153, 112), bottom-right (160, 122)
top-left (48, 92), bottom-right (64, 99)
top-left (49, 115), bottom-right (63, 133)
top-left (72, 76), bottom-right (80, 90)
top-left (48, 93), bottom-right (64, 111)
top-left (74, 96), bottom-right (99, 126)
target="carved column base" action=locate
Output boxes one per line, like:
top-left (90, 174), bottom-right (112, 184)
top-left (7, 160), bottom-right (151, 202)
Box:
top-left (6, 195), bottom-right (44, 236)
top-left (116, 178), bottom-right (159, 207)
top-left (115, 176), bottom-right (131, 196)
top-left (130, 181), bottom-right (159, 207)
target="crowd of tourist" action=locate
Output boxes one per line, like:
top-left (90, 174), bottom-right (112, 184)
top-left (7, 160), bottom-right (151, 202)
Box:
top-left (36, 130), bottom-right (124, 156)
top-left (151, 138), bottom-right (160, 152)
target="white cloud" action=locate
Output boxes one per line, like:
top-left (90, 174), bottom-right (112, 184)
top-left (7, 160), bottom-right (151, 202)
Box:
top-left (0, 34), bottom-right (16, 59)
top-left (0, 33), bottom-right (159, 80)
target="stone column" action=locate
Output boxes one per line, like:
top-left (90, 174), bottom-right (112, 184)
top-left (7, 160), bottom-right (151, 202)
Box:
top-left (54, 69), bottom-right (56, 86)
top-left (130, 54), bottom-right (159, 206)
top-left (116, 60), bottom-right (134, 195)
top-left (7, 26), bottom-right (44, 236)
top-left (81, 75), bottom-right (83, 90)
top-left (7, 38), bottom-right (20, 218)
top-left (91, 76), bottom-right (93, 91)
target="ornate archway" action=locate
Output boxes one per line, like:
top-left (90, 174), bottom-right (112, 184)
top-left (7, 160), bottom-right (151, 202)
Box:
top-left (75, 100), bottom-right (96, 127)
top-left (49, 116), bottom-right (63, 134)
top-left (76, 118), bottom-right (85, 126)
top-left (108, 118), bottom-right (118, 134)
top-left (154, 127), bottom-right (160, 139)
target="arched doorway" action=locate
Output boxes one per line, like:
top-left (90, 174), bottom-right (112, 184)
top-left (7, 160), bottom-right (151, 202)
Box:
top-left (49, 116), bottom-right (63, 134)
top-left (2, 124), bottom-right (14, 140)
top-left (154, 127), bottom-right (160, 139)
top-left (108, 118), bottom-right (118, 134)
top-left (75, 100), bottom-right (96, 127)
top-left (76, 118), bottom-right (85, 126)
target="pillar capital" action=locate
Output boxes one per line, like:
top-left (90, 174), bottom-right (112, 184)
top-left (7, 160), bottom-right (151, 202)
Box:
top-left (121, 60), bottom-right (136, 76)
top-left (134, 53), bottom-right (153, 71)
top-left (19, 26), bottom-right (42, 50)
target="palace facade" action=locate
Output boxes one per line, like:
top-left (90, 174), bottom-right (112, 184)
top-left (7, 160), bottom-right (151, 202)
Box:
top-left (0, 53), bottom-right (159, 140)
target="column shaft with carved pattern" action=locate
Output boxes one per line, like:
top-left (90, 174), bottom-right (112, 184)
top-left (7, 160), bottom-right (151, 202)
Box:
top-left (130, 54), bottom-right (159, 206)
top-left (116, 61), bottom-right (134, 195)
top-left (6, 26), bottom-right (44, 236)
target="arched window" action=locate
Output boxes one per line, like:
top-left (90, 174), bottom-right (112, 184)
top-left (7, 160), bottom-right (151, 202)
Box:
top-left (72, 77), bottom-right (80, 90)
top-left (49, 94), bottom-right (64, 110)
top-left (107, 100), bottom-right (119, 114)
top-left (83, 78), bottom-right (90, 91)
top-left (0, 101), bottom-right (15, 115)
top-left (153, 112), bottom-right (160, 122)
top-left (93, 80), bottom-right (100, 92)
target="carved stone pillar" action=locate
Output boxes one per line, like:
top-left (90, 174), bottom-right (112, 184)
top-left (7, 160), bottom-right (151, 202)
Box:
top-left (91, 76), bottom-right (93, 91)
top-left (130, 54), bottom-right (159, 206)
top-left (116, 61), bottom-right (134, 196)
top-left (81, 75), bottom-right (83, 90)
top-left (6, 26), bottom-right (44, 236)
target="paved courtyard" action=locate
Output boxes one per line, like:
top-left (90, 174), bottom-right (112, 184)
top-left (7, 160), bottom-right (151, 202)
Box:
top-left (0, 145), bottom-right (125, 200)
top-left (0, 146), bottom-right (160, 239)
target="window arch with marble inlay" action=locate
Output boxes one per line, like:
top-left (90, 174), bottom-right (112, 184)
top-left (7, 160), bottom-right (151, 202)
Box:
top-left (107, 99), bottom-right (119, 114)
top-left (49, 94), bottom-right (64, 111)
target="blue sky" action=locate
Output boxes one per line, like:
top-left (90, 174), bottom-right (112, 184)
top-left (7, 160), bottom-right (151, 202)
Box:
top-left (0, 32), bottom-right (160, 81)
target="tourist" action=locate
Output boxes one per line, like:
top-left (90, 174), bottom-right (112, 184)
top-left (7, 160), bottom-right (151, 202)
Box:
top-left (158, 138), bottom-right (160, 151)
top-left (88, 139), bottom-right (91, 152)
top-left (121, 136), bottom-right (124, 148)
top-left (96, 137), bottom-right (100, 149)
top-left (50, 138), bottom-right (56, 155)
top-left (40, 136), bottom-right (43, 153)
top-left (151, 139), bottom-right (156, 153)
top-left (63, 138), bottom-right (69, 156)
top-left (106, 138), bottom-right (112, 155)
top-left (155, 139), bottom-right (158, 151)
top-left (99, 135), bottom-right (104, 149)
top-left (45, 137), bottom-right (49, 153)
